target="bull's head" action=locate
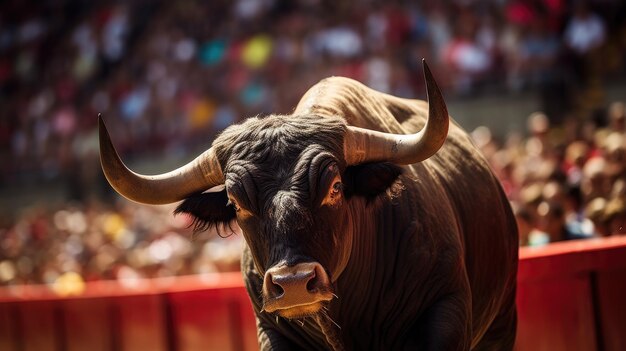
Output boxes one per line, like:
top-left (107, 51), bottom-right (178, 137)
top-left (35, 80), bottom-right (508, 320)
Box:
top-left (99, 61), bottom-right (448, 319)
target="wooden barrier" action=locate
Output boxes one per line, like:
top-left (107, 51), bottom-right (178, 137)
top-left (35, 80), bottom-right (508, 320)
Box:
top-left (516, 236), bottom-right (626, 351)
top-left (0, 274), bottom-right (256, 351)
top-left (1, 236), bottom-right (625, 351)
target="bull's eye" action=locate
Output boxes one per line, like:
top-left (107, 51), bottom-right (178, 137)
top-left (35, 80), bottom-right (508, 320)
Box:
top-left (331, 181), bottom-right (343, 195)
top-left (228, 198), bottom-right (241, 212)
top-left (322, 176), bottom-right (343, 207)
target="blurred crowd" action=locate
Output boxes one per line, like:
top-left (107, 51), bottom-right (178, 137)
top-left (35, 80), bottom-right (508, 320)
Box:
top-left (474, 102), bottom-right (626, 246)
top-left (0, 199), bottom-right (243, 290)
top-left (2, 0), bottom-right (626, 191)
top-left (2, 0), bottom-right (626, 288)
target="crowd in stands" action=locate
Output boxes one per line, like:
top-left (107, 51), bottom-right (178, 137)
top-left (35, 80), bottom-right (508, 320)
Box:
top-left (0, 200), bottom-right (243, 288)
top-left (5, 101), bottom-right (626, 288)
top-left (3, 0), bottom-right (626, 189)
top-left (2, 0), bottom-right (626, 288)
top-left (474, 102), bottom-right (626, 246)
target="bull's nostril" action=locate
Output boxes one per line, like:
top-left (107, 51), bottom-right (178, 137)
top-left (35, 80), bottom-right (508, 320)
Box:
top-left (273, 283), bottom-right (285, 297)
top-left (306, 275), bottom-right (319, 293)
top-left (264, 262), bottom-right (330, 302)
top-left (267, 275), bottom-right (285, 299)
top-left (307, 267), bottom-right (324, 293)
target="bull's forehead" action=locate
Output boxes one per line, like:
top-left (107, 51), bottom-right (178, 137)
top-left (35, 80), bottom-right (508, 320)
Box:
top-left (225, 147), bottom-right (337, 214)
top-left (216, 114), bottom-right (346, 211)
top-left (214, 114), bottom-right (346, 167)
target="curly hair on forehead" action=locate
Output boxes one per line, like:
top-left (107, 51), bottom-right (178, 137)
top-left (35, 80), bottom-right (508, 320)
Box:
top-left (212, 113), bottom-right (347, 169)
top-left (174, 114), bottom-right (350, 239)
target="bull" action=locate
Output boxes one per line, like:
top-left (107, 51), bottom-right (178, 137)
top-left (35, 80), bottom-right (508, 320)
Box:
top-left (99, 60), bottom-right (518, 350)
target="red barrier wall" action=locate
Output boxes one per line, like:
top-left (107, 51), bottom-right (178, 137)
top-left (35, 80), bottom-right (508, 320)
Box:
top-left (516, 236), bottom-right (626, 351)
top-left (1, 236), bottom-right (626, 351)
top-left (0, 274), bottom-right (256, 351)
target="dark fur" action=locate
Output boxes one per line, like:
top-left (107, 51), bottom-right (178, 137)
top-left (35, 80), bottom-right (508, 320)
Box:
top-left (174, 77), bottom-right (517, 350)
top-left (343, 162), bottom-right (404, 201)
top-left (174, 190), bottom-right (237, 237)
top-left (177, 162), bottom-right (404, 230)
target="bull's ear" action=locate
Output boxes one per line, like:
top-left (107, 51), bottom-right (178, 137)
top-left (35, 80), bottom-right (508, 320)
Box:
top-left (344, 162), bottom-right (403, 200)
top-left (174, 189), bottom-right (236, 233)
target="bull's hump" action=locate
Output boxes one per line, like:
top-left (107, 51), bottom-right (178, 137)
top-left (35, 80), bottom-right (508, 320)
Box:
top-left (295, 76), bottom-right (358, 116)
top-left (296, 76), bottom-right (428, 134)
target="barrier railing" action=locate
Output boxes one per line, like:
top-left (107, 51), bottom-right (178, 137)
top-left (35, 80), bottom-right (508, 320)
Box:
top-left (0, 273), bottom-right (257, 351)
top-left (1, 236), bottom-right (626, 351)
top-left (516, 236), bottom-right (626, 351)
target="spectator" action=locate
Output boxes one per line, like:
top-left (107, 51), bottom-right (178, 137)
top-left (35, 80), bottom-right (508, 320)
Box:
top-left (584, 197), bottom-right (608, 237)
top-left (604, 196), bottom-right (626, 235)
top-left (536, 201), bottom-right (592, 242)
top-left (580, 156), bottom-right (610, 201)
top-left (442, 8), bottom-right (493, 94)
top-left (563, 0), bottom-right (607, 114)
top-left (564, 1), bottom-right (606, 56)
top-left (514, 204), bottom-right (549, 246)
top-left (608, 101), bottom-right (626, 132)
top-left (514, 17), bottom-right (561, 90)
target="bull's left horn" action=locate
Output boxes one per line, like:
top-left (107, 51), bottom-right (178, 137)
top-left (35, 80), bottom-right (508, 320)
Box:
top-left (99, 116), bottom-right (224, 204)
top-left (344, 59), bottom-right (449, 165)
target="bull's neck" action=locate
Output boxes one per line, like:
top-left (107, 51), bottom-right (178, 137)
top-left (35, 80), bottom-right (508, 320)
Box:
top-left (343, 199), bottom-right (380, 280)
top-left (337, 194), bottom-right (405, 304)
top-left (331, 185), bottom-right (426, 349)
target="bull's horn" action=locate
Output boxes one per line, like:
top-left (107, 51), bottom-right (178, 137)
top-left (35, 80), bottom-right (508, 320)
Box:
top-left (344, 59), bottom-right (449, 165)
top-left (99, 116), bottom-right (224, 204)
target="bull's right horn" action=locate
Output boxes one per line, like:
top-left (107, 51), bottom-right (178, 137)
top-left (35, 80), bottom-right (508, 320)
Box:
top-left (343, 59), bottom-right (449, 166)
top-left (99, 116), bottom-right (224, 204)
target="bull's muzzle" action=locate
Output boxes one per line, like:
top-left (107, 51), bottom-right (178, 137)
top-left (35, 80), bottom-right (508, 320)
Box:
top-left (262, 262), bottom-right (334, 318)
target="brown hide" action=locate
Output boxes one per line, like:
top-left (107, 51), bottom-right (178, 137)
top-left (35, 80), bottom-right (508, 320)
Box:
top-left (296, 76), bottom-right (518, 348)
